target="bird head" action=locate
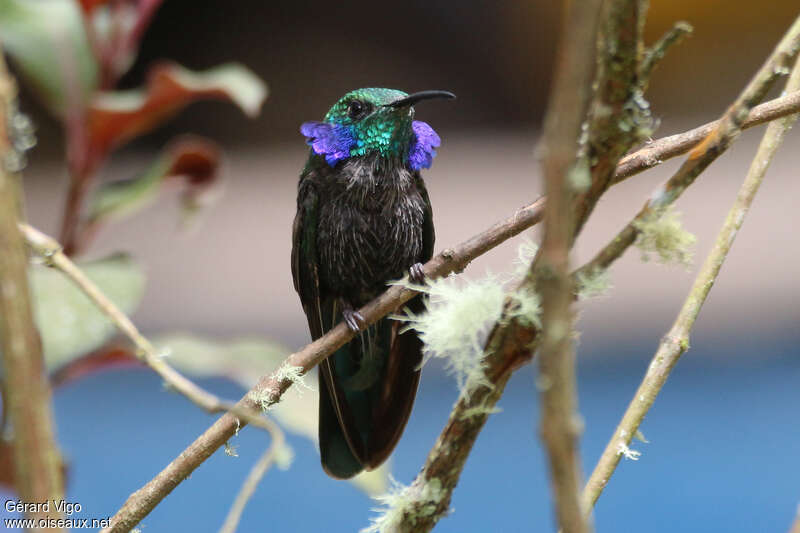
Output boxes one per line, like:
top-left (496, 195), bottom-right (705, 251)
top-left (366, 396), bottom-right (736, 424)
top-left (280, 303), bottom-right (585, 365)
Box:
top-left (301, 88), bottom-right (455, 170)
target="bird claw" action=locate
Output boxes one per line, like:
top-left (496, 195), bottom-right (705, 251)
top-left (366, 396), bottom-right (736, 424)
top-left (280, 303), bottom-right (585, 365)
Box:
top-left (409, 263), bottom-right (426, 284)
top-left (343, 308), bottom-right (365, 333)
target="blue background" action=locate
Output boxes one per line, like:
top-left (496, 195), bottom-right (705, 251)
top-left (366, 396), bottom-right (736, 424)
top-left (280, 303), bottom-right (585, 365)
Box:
top-left (3, 333), bottom-right (798, 532)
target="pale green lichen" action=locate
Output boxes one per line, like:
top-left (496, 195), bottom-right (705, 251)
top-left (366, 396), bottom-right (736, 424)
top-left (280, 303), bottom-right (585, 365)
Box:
top-left (459, 404), bottom-right (502, 420)
top-left (394, 239), bottom-right (544, 399)
top-left (249, 388), bottom-right (277, 412)
top-left (575, 268), bottom-right (612, 299)
top-left (397, 275), bottom-right (505, 395)
top-left (361, 477), bottom-right (446, 533)
top-left (633, 206), bottom-right (696, 266)
top-left (224, 442), bottom-right (239, 457)
top-left (507, 286), bottom-right (542, 328)
top-left (512, 238), bottom-right (539, 280)
top-left (272, 362), bottom-right (313, 395)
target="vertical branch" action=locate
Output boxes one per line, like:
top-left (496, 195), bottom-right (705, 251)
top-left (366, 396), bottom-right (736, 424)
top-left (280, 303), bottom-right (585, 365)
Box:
top-left (0, 50), bottom-right (64, 528)
top-left (582, 50), bottom-right (800, 512)
top-left (533, 1), bottom-right (605, 532)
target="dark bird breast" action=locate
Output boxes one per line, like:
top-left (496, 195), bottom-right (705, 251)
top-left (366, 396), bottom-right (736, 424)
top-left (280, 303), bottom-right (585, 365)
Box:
top-left (315, 156), bottom-right (426, 304)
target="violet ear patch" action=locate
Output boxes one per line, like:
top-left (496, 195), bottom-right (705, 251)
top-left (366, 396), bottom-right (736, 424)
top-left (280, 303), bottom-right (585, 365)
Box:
top-left (408, 120), bottom-right (441, 171)
top-left (300, 121), bottom-right (354, 166)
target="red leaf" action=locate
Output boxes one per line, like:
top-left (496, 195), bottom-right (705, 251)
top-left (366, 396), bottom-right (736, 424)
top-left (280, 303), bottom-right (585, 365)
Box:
top-left (50, 345), bottom-right (140, 388)
top-left (87, 61), bottom-right (266, 160)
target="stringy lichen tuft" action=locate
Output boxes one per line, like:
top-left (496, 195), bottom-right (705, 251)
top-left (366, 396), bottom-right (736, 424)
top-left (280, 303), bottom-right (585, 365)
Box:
top-left (575, 268), bottom-right (612, 299)
top-left (361, 477), bottom-right (446, 533)
top-left (633, 206), bottom-right (696, 266)
top-left (397, 274), bottom-right (505, 396)
top-left (272, 362), bottom-right (313, 395)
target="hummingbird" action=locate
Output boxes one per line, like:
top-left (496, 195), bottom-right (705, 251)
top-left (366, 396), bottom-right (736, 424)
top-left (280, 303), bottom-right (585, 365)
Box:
top-left (291, 88), bottom-right (454, 479)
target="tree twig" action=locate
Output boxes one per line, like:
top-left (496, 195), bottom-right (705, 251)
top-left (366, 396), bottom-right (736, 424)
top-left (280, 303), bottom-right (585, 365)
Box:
top-left (582, 39), bottom-right (800, 512)
top-left (640, 21), bottom-right (693, 85)
top-left (0, 50), bottom-right (64, 529)
top-left (19, 223), bottom-right (278, 436)
top-left (218, 417), bottom-right (286, 533)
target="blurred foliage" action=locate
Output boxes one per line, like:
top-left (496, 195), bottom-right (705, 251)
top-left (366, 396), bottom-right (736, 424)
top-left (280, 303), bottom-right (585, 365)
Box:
top-left (30, 254), bottom-right (145, 369)
top-left (88, 135), bottom-right (221, 228)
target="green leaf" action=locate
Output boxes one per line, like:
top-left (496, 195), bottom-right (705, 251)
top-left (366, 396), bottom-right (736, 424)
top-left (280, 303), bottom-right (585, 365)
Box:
top-left (156, 334), bottom-right (390, 496)
top-left (0, 0), bottom-right (98, 117)
top-left (87, 136), bottom-right (221, 227)
top-left (29, 254), bottom-right (145, 371)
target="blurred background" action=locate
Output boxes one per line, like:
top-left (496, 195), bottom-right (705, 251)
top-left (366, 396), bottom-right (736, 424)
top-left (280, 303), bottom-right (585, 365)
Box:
top-left (3, 1), bottom-right (800, 531)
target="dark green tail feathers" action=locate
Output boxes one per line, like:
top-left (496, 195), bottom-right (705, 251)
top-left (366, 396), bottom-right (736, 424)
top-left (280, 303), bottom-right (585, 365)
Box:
top-left (318, 299), bottom-right (424, 479)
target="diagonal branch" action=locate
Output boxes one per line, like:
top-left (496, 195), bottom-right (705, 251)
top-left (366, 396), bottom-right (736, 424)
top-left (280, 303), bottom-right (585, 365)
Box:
top-left (582, 46), bottom-right (800, 513)
top-left (20, 223), bottom-right (278, 436)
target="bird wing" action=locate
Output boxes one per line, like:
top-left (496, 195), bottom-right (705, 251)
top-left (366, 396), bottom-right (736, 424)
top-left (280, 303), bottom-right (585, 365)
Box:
top-left (292, 168), bottom-right (370, 477)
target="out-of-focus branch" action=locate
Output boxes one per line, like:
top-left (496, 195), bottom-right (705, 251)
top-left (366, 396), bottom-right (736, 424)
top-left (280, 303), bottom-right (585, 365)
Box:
top-left (219, 417), bottom-right (286, 533)
top-left (581, 32), bottom-right (800, 512)
top-left (789, 508), bottom-right (800, 533)
top-left (19, 223), bottom-right (277, 435)
top-left (532, 1), bottom-right (619, 533)
top-left (0, 49), bottom-right (64, 529)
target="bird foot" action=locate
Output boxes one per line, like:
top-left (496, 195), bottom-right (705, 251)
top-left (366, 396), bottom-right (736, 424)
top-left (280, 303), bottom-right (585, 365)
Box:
top-left (409, 263), bottom-right (426, 284)
top-left (341, 304), bottom-right (365, 333)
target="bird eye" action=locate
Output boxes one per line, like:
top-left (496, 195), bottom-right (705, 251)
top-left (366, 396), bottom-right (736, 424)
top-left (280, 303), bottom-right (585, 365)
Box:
top-left (347, 100), bottom-right (368, 120)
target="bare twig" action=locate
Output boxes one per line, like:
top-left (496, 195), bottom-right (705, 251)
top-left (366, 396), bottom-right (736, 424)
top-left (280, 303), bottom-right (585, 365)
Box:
top-left (582, 40), bottom-right (800, 512)
top-left (640, 21), bottom-right (693, 85)
top-left (0, 50), bottom-right (64, 529)
top-left (20, 223), bottom-right (277, 435)
top-left (219, 417), bottom-right (286, 533)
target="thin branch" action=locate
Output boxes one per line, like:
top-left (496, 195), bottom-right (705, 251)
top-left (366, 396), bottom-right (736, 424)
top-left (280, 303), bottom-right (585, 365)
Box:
top-left (582, 44), bottom-right (800, 512)
top-left (219, 417), bottom-right (286, 533)
top-left (99, 33), bottom-right (800, 533)
top-left (0, 50), bottom-right (64, 527)
top-left (19, 223), bottom-right (277, 435)
top-left (640, 21), bottom-right (693, 85)
top-left (613, 89), bottom-right (800, 182)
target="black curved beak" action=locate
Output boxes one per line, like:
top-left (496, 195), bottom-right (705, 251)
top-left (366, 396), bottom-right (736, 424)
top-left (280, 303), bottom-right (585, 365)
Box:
top-left (385, 90), bottom-right (456, 108)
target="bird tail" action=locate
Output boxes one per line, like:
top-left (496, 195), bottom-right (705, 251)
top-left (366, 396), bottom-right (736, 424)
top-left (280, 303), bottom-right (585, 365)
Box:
top-left (318, 296), bottom-right (424, 479)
